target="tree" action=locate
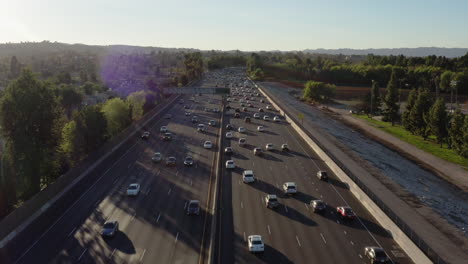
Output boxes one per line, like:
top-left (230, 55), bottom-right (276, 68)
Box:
top-left (383, 70), bottom-right (400, 125)
top-left (427, 98), bottom-right (448, 146)
top-left (127, 91), bottom-right (146, 121)
top-left (370, 81), bottom-right (381, 115)
top-left (410, 89), bottom-right (433, 139)
top-left (79, 70), bottom-right (88, 83)
top-left (356, 92), bottom-right (371, 115)
top-left (0, 70), bottom-right (62, 197)
top-left (439, 71), bottom-right (454, 92)
top-left (402, 89), bottom-right (418, 133)
top-left (57, 85), bottom-right (83, 117)
top-left (9, 56), bottom-right (21, 79)
top-left (60, 120), bottom-right (83, 165)
top-left (56, 71), bottom-right (72, 84)
top-left (302, 81), bottom-right (336, 102)
top-left (102, 98), bottom-right (132, 138)
top-left (448, 110), bottom-right (465, 154)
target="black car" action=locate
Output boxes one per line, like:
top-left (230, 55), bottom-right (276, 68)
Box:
top-left (184, 156), bottom-right (194, 166)
top-left (187, 200), bottom-right (200, 215)
top-left (225, 147), bottom-right (233, 155)
top-left (141, 131), bottom-right (150, 139)
top-left (101, 221), bottom-right (119, 238)
top-left (258, 108), bottom-right (264, 112)
top-left (234, 113), bottom-right (240, 118)
top-left (311, 200), bottom-right (326, 213)
top-left (226, 105), bottom-right (231, 110)
top-left (226, 124), bottom-right (233, 130)
top-left (244, 117), bottom-right (251, 123)
top-left (162, 132), bottom-right (172, 141)
top-left (235, 108), bottom-right (240, 113)
top-left (166, 157), bottom-right (176, 166)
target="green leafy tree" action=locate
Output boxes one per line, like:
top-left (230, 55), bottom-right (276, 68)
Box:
top-left (56, 71), bottom-right (72, 84)
top-left (462, 116), bottom-right (468, 158)
top-left (60, 120), bottom-right (83, 165)
top-left (102, 98), bottom-right (132, 138)
top-left (410, 89), bottom-right (433, 139)
top-left (0, 70), bottom-right (62, 197)
top-left (383, 70), bottom-right (400, 125)
top-left (370, 81), bottom-right (381, 115)
top-left (402, 89), bottom-right (418, 133)
top-left (303, 81), bottom-right (336, 102)
top-left (439, 71), bottom-right (454, 92)
top-left (426, 98), bottom-right (448, 146)
top-left (9, 56), bottom-right (21, 79)
top-left (57, 85), bottom-right (83, 117)
top-left (79, 70), bottom-right (88, 83)
top-left (448, 110), bottom-right (465, 155)
top-left (127, 91), bottom-right (146, 121)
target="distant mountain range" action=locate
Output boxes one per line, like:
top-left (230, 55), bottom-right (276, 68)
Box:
top-left (303, 47), bottom-right (468, 58)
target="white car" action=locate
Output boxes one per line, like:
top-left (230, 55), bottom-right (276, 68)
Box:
top-left (238, 138), bottom-right (246, 146)
top-left (243, 170), bottom-right (255, 183)
top-left (263, 115), bottom-right (270, 121)
top-left (257, 126), bottom-right (265, 132)
top-left (126, 183), bottom-right (140, 196)
top-left (208, 120), bottom-right (216, 126)
top-left (151, 152), bottom-right (162, 162)
top-left (253, 113), bottom-right (260, 119)
top-left (225, 160), bottom-right (235, 169)
top-left (238, 127), bottom-right (246, 133)
top-left (283, 182), bottom-right (297, 195)
top-left (266, 105), bottom-right (272, 110)
top-left (197, 124), bottom-right (205, 132)
top-left (160, 126), bottom-right (168, 133)
top-left (248, 235), bottom-right (264, 253)
top-left (204, 141), bottom-right (213, 149)
top-left (226, 132), bottom-right (233, 139)
top-left (265, 143), bottom-right (274, 151)
top-left (273, 116), bottom-right (280, 122)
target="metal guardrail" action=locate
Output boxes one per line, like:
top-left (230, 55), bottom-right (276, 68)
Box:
top-left (256, 82), bottom-right (448, 264)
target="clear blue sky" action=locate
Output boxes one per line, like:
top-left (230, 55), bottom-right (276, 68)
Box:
top-left (1, 0), bottom-right (467, 51)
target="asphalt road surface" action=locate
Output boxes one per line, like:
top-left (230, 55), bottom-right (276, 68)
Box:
top-left (217, 82), bottom-right (413, 264)
top-left (14, 93), bottom-right (222, 264)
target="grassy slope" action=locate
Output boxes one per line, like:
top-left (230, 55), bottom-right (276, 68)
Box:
top-left (354, 115), bottom-right (468, 167)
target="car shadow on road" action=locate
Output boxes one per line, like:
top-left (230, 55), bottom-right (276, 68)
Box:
top-left (261, 153), bottom-right (283, 162)
top-left (261, 130), bottom-right (278, 136)
top-left (328, 178), bottom-right (349, 190)
top-left (232, 232), bottom-right (294, 264)
top-left (103, 230), bottom-right (136, 255)
top-left (287, 191), bottom-right (317, 204)
top-left (341, 216), bottom-right (393, 239)
top-left (232, 151), bottom-right (249, 160)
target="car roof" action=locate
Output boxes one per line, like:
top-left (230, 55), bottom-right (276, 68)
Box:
top-left (267, 194), bottom-right (278, 199)
top-left (244, 170), bottom-right (253, 174)
top-left (189, 200), bottom-right (199, 204)
top-left (129, 183), bottom-right (139, 187)
top-left (249, 235), bottom-right (262, 241)
top-left (284, 182), bottom-right (296, 186)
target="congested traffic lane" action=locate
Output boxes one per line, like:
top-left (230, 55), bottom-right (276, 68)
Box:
top-left (15, 93), bottom-right (222, 264)
top-left (220, 82), bottom-right (412, 264)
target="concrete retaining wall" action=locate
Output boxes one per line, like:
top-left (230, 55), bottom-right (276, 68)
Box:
top-left (252, 80), bottom-right (432, 264)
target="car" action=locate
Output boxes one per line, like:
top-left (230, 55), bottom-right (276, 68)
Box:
top-left (259, 108), bottom-right (264, 112)
top-left (364, 247), bottom-right (390, 263)
top-left (257, 126), bottom-right (265, 132)
top-left (205, 107), bottom-right (211, 112)
top-left (184, 156), bottom-right (194, 166)
top-left (162, 132), bottom-right (172, 141)
top-left (225, 131), bottom-right (234, 139)
top-left (247, 235), bottom-right (264, 253)
top-left (226, 124), bottom-right (233, 130)
top-left (337, 206), bottom-right (356, 220)
top-left (281, 144), bottom-right (289, 151)
top-left (260, 99), bottom-right (265, 103)
top-left (283, 182), bottom-right (297, 195)
top-left (166, 157), bottom-right (176, 166)
top-left (197, 124), bottom-right (205, 132)
top-left (191, 116), bottom-right (198, 123)
top-left (187, 200), bottom-right (200, 215)
top-left (273, 116), bottom-right (280, 122)
top-left (185, 111), bottom-right (191, 116)
top-left (226, 105), bottom-right (231, 109)
top-left (244, 117), bottom-right (251, 123)
top-left (310, 200), bottom-right (326, 213)
top-left (265, 194), bottom-right (279, 208)
top-left (164, 114), bottom-right (172, 119)
top-left (234, 113), bottom-right (241, 118)
top-left (126, 183), bottom-right (140, 196)
top-left (317, 171), bottom-right (329, 181)
top-left (253, 113), bottom-right (260, 119)
top-left (225, 147), bottom-right (233, 154)
top-left (225, 160), bottom-right (236, 169)
top-left (238, 127), bottom-right (246, 133)
top-left (263, 115), bottom-right (270, 121)
top-left (254, 147), bottom-right (263, 156)
top-left (235, 108), bottom-right (241, 113)
top-left (242, 107), bottom-right (248, 112)
top-left (151, 152), bottom-right (162, 162)
top-left (213, 108), bottom-right (220, 113)
top-left (179, 99), bottom-right (184, 104)
top-left (240, 103), bottom-right (245, 107)
top-left (204, 141), bottom-right (213, 149)
top-left (184, 105), bottom-right (190, 109)
top-left (208, 120), bottom-right (216, 126)
top-left (141, 131), bottom-right (150, 139)
top-left (101, 221), bottom-right (119, 238)
top-left (160, 126), bottom-right (168, 133)
top-left (248, 103), bottom-right (254, 107)
top-left (266, 105), bottom-right (272, 110)
top-left (243, 170), bottom-right (255, 183)
top-left (265, 143), bottom-right (274, 151)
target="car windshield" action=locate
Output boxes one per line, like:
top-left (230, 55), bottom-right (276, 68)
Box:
top-left (269, 198), bottom-right (278, 202)
top-left (252, 240), bottom-right (262, 245)
top-left (103, 223), bottom-right (115, 229)
top-left (189, 203), bottom-right (199, 208)
top-left (344, 208), bottom-right (353, 214)
top-left (374, 250), bottom-right (386, 258)
top-left (288, 186), bottom-right (295, 189)
top-left (129, 185), bottom-right (137, 190)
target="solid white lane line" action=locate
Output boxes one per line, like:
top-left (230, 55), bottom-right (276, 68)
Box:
top-left (109, 248), bottom-right (116, 259)
top-left (343, 230), bottom-right (347, 235)
top-left (284, 205), bottom-right (289, 213)
top-left (296, 235), bottom-right (301, 247)
top-left (358, 254), bottom-right (363, 259)
top-left (241, 202), bottom-right (244, 209)
top-left (78, 248), bottom-right (87, 261)
top-left (67, 227), bottom-right (76, 238)
top-left (267, 225), bottom-right (271, 235)
top-left (167, 188), bottom-right (172, 195)
top-left (350, 241), bottom-right (354, 246)
top-left (139, 248), bottom-right (146, 262)
top-left (156, 213), bottom-right (161, 223)
top-left (304, 203), bottom-right (309, 210)
top-left (320, 233), bottom-right (327, 244)
top-left (113, 178), bottom-right (119, 185)
top-left (184, 201), bottom-right (188, 209)
top-left (175, 232), bottom-right (179, 243)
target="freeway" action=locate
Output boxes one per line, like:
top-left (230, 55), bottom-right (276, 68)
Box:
top-left (12, 92), bottom-right (222, 264)
top-left (217, 78), bottom-right (413, 264)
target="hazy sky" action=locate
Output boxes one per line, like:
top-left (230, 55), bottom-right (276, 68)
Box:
top-left (0, 0), bottom-right (467, 51)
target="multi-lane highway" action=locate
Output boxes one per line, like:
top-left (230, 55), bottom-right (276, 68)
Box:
top-left (7, 68), bottom-right (417, 264)
top-left (217, 72), bottom-right (413, 264)
top-left (13, 84), bottom-right (223, 263)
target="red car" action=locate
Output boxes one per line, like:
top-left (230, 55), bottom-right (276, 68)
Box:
top-left (337, 206), bottom-right (356, 220)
